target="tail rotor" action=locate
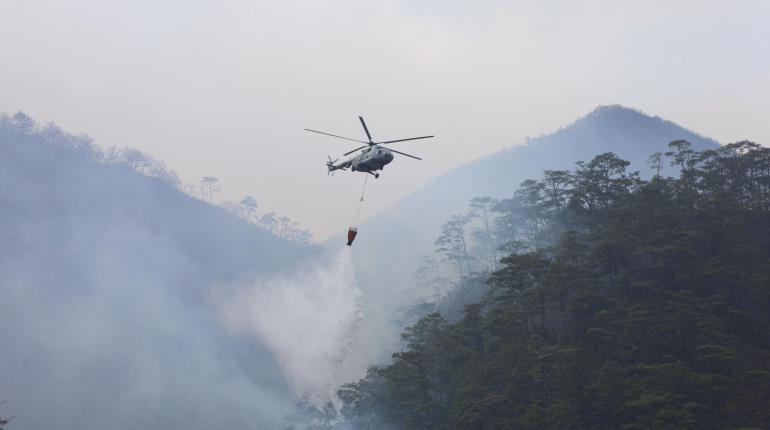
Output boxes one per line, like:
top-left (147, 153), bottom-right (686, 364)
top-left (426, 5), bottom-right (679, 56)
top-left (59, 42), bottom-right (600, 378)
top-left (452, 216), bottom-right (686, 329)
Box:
top-left (326, 156), bottom-right (339, 175)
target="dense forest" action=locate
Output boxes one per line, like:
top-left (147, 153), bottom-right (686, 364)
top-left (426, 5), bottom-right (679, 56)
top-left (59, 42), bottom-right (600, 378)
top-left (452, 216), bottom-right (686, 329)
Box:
top-left (349, 105), bottom-right (718, 330)
top-left (338, 141), bottom-right (770, 429)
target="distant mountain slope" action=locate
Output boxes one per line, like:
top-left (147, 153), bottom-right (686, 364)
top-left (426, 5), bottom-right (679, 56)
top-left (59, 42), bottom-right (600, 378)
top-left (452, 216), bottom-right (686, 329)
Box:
top-left (0, 114), bottom-right (313, 429)
top-left (349, 105), bottom-right (720, 357)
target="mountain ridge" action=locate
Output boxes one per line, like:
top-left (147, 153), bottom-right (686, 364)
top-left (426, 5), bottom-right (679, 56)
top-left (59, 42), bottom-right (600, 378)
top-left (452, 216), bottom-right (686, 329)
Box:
top-left (0, 113), bottom-right (315, 429)
top-left (347, 105), bottom-right (721, 361)
top-left (366, 105), bottom-right (718, 226)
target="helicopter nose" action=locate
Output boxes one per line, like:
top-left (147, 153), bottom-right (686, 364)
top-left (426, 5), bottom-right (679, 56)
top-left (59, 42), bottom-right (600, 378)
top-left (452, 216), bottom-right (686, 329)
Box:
top-left (386, 152), bottom-right (394, 161)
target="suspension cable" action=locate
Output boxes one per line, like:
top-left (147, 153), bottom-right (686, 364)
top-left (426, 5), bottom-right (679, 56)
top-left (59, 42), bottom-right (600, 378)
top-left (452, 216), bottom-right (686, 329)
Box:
top-left (352, 174), bottom-right (369, 227)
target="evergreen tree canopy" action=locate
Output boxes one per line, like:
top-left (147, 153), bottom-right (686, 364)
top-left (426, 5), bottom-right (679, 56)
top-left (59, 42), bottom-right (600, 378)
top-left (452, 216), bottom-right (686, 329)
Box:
top-left (340, 142), bottom-right (770, 430)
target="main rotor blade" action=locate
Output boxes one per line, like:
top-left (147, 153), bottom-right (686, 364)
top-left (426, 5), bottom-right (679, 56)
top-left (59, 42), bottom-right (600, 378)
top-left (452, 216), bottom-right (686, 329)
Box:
top-left (377, 135), bottom-right (435, 144)
top-left (304, 128), bottom-right (369, 144)
top-left (389, 148), bottom-right (422, 160)
top-left (358, 116), bottom-right (373, 143)
top-left (344, 145), bottom-right (368, 156)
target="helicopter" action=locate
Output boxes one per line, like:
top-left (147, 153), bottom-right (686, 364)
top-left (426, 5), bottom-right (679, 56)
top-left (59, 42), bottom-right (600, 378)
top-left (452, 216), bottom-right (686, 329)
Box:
top-left (305, 116), bottom-right (434, 178)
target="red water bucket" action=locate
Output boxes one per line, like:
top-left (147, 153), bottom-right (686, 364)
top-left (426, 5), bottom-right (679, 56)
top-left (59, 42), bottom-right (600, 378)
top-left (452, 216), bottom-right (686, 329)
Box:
top-left (347, 227), bottom-right (358, 246)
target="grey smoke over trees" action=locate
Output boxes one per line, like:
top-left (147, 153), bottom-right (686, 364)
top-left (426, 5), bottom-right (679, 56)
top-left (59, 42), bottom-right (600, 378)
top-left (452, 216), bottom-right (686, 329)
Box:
top-left (344, 105), bottom-right (721, 367)
top-left (0, 106), bottom-right (732, 429)
top-left (0, 112), bottom-right (327, 429)
top-left (468, 196), bottom-right (500, 272)
top-left (434, 213), bottom-right (473, 279)
top-left (222, 200), bottom-right (313, 245)
top-left (339, 143), bottom-right (770, 429)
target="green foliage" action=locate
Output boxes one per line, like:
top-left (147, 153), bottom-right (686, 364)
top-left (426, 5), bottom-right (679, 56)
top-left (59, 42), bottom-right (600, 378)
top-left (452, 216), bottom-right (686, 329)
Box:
top-left (340, 144), bottom-right (770, 429)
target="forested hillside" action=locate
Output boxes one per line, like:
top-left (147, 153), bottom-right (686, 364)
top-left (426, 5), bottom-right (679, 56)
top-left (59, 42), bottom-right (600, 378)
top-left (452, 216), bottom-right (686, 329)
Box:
top-left (348, 106), bottom-right (720, 361)
top-left (339, 141), bottom-right (770, 429)
top-left (0, 113), bottom-right (315, 429)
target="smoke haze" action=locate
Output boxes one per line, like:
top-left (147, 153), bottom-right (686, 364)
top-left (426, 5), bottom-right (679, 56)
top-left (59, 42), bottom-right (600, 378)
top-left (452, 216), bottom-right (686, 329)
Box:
top-left (1, 1), bottom-right (767, 238)
top-left (0, 118), bottom-right (317, 428)
top-left (218, 248), bottom-right (366, 411)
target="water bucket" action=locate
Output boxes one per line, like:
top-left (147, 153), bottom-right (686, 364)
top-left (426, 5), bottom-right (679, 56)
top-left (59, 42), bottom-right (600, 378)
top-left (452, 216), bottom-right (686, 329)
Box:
top-left (347, 227), bottom-right (358, 246)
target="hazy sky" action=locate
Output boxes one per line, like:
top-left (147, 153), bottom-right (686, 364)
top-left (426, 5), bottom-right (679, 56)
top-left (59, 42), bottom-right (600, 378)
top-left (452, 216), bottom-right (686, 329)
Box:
top-left (2, 0), bottom-right (768, 238)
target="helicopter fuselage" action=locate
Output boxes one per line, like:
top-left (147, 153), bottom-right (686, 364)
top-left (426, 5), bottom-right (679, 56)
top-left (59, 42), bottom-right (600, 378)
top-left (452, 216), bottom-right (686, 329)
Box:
top-left (330, 145), bottom-right (394, 175)
top-left (351, 146), bottom-right (394, 172)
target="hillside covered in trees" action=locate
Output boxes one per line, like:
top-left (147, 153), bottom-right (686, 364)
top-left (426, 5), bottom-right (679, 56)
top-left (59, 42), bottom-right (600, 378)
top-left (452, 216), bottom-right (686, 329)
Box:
top-left (338, 141), bottom-right (770, 429)
top-left (347, 106), bottom-right (720, 362)
top-left (0, 113), bottom-right (319, 429)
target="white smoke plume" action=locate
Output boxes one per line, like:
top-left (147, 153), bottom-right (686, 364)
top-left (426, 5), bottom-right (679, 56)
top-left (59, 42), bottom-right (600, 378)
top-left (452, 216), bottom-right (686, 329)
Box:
top-left (217, 248), bottom-right (365, 411)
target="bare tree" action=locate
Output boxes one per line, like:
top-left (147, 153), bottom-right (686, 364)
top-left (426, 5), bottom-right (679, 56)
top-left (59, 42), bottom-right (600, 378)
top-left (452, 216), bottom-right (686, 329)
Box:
top-left (253, 212), bottom-right (312, 244)
top-left (469, 196), bottom-right (499, 271)
top-left (121, 148), bottom-right (154, 174)
top-left (12, 111), bottom-right (35, 133)
top-left (240, 196), bottom-right (258, 223)
top-left (258, 212), bottom-right (278, 233)
top-left (201, 176), bottom-right (220, 204)
top-left (435, 214), bottom-right (473, 279)
top-left (278, 215), bottom-right (293, 237)
top-left (181, 182), bottom-right (199, 198)
top-left (103, 147), bottom-right (181, 187)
